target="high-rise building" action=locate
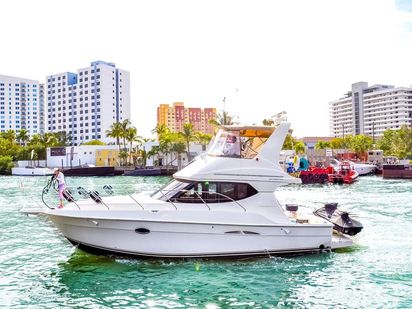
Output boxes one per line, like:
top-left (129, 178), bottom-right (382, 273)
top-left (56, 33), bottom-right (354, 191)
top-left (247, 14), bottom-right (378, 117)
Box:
top-left (157, 102), bottom-right (216, 135)
top-left (0, 75), bottom-right (45, 136)
top-left (46, 61), bottom-right (130, 145)
top-left (329, 82), bottom-right (412, 138)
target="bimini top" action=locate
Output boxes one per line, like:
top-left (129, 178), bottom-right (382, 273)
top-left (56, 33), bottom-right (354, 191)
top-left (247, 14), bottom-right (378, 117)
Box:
top-left (219, 125), bottom-right (275, 138)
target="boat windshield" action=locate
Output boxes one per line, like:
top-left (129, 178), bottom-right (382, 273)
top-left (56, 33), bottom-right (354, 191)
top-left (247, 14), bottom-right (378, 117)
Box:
top-left (151, 180), bottom-right (188, 200)
top-left (208, 127), bottom-right (271, 159)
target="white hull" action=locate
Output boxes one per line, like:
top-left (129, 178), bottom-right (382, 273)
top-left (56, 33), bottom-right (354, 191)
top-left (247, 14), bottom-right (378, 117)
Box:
top-left (12, 167), bottom-right (54, 176)
top-left (353, 164), bottom-right (376, 176)
top-left (48, 214), bottom-right (334, 257)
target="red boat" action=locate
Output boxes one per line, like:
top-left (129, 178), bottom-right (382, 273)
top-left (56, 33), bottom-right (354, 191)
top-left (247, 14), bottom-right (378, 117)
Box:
top-left (328, 161), bottom-right (359, 184)
top-left (299, 166), bottom-right (334, 184)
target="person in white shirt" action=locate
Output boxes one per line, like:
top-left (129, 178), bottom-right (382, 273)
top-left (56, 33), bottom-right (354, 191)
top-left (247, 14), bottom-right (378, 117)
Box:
top-left (54, 169), bottom-right (66, 208)
top-left (223, 134), bottom-right (240, 157)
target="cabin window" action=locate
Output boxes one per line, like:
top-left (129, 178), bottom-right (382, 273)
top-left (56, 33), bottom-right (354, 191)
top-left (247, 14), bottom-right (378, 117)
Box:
top-left (168, 181), bottom-right (257, 203)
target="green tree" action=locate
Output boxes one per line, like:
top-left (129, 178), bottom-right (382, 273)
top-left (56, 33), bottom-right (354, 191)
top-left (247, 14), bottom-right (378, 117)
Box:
top-left (294, 141), bottom-right (306, 155)
top-left (54, 131), bottom-right (72, 146)
top-left (349, 135), bottom-right (373, 158)
top-left (120, 119), bottom-right (132, 150)
top-left (82, 140), bottom-right (106, 145)
top-left (106, 122), bottom-right (123, 151)
top-left (314, 140), bottom-right (331, 150)
top-left (17, 129), bottom-right (29, 146)
top-left (393, 125), bottom-right (412, 158)
top-left (152, 124), bottom-right (170, 140)
top-left (179, 123), bottom-right (196, 158)
top-left (2, 130), bottom-right (16, 145)
top-left (0, 155), bottom-right (14, 174)
top-left (209, 110), bottom-right (234, 126)
top-left (170, 140), bottom-right (186, 169)
top-left (125, 126), bottom-right (142, 165)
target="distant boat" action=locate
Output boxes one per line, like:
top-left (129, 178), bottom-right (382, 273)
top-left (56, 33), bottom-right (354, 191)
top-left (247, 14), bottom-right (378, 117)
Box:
top-left (62, 165), bottom-right (123, 176)
top-left (12, 166), bottom-right (54, 176)
top-left (124, 167), bottom-right (161, 176)
top-left (330, 159), bottom-right (376, 176)
top-left (328, 161), bottom-right (359, 184)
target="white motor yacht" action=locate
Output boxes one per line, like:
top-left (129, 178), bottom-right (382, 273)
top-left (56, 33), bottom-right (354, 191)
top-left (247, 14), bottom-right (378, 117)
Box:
top-left (12, 166), bottom-right (54, 176)
top-left (330, 159), bottom-right (376, 176)
top-left (22, 123), bottom-right (362, 258)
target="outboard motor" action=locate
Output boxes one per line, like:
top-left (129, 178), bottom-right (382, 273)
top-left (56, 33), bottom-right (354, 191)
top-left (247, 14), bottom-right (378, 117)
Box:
top-left (314, 203), bottom-right (363, 236)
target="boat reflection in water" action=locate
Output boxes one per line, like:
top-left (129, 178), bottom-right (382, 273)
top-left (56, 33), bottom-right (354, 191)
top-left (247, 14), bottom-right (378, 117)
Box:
top-left (22, 122), bottom-right (362, 258)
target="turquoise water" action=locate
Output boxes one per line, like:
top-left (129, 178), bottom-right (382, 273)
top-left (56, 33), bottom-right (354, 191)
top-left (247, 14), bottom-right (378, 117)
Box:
top-left (0, 175), bottom-right (411, 308)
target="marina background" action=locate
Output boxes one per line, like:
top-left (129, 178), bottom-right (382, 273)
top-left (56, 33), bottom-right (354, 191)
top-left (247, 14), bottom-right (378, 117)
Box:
top-left (1, 175), bottom-right (411, 308)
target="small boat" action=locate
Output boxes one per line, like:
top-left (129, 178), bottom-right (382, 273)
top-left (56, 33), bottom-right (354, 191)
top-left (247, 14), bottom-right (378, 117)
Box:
top-left (328, 161), bottom-right (359, 184)
top-left (62, 165), bottom-right (123, 176)
top-left (22, 122), bottom-right (362, 258)
top-left (12, 166), bottom-right (54, 176)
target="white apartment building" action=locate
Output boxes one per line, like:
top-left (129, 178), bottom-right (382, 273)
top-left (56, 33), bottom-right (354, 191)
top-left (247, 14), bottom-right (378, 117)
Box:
top-left (0, 75), bottom-right (45, 135)
top-left (329, 82), bottom-right (412, 138)
top-left (46, 61), bottom-right (130, 145)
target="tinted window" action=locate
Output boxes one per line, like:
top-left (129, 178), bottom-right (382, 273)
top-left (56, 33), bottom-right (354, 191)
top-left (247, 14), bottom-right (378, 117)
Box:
top-left (170, 181), bottom-right (257, 203)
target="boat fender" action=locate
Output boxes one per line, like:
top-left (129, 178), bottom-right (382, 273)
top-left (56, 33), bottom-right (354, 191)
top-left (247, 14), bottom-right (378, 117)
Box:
top-left (63, 189), bottom-right (75, 202)
top-left (103, 185), bottom-right (114, 195)
top-left (89, 191), bottom-right (102, 203)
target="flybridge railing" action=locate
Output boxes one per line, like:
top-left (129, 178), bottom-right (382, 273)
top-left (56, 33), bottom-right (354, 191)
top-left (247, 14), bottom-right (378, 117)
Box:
top-left (156, 189), bottom-right (247, 212)
top-left (40, 182), bottom-right (246, 212)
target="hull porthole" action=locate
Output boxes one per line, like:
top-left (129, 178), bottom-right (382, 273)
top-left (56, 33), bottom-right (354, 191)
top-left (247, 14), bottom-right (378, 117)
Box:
top-left (135, 228), bottom-right (150, 234)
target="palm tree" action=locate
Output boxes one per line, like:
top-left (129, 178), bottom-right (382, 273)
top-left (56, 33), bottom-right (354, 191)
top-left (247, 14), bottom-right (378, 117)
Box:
top-left (195, 132), bottom-right (212, 149)
top-left (179, 123), bottom-right (196, 158)
top-left (209, 111), bottom-right (234, 127)
top-left (17, 129), bottom-right (30, 146)
top-left (170, 140), bottom-right (186, 170)
top-left (54, 131), bottom-right (72, 146)
top-left (120, 119), bottom-right (132, 150)
top-left (106, 122), bottom-right (123, 151)
top-left (3, 130), bottom-right (16, 145)
top-left (125, 126), bottom-right (142, 165)
top-left (152, 124), bottom-right (170, 140)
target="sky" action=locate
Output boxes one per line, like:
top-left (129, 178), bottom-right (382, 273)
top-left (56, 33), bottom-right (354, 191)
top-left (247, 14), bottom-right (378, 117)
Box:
top-left (1, 0), bottom-right (412, 138)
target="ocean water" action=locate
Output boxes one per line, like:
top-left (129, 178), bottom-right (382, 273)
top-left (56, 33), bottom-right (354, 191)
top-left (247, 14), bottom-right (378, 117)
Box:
top-left (0, 175), bottom-right (411, 308)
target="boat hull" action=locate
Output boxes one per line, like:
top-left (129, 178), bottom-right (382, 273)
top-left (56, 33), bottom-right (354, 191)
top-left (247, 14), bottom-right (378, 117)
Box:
top-left (48, 214), bottom-right (334, 258)
top-left (12, 167), bottom-right (54, 176)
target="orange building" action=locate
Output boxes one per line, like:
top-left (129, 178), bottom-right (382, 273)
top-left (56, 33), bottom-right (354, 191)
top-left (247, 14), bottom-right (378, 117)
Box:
top-left (157, 102), bottom-right (217, 135)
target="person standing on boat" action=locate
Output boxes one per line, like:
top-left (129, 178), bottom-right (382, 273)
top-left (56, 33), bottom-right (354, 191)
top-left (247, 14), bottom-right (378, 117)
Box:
top-left (54, 168), bottom-right (66, 209)
top-left (223, 134), bottom-right (240, 157)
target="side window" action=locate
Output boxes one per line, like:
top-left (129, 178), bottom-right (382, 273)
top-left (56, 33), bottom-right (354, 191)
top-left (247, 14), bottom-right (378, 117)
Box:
top-left (220, 183), bottom-right (236, 200)
top-left (169, 182), bottom-right (257, 203)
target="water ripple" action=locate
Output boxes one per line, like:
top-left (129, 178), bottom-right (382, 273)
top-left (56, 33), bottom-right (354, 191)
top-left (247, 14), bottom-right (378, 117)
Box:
top-left (0, 175), bottom-right (411, 308)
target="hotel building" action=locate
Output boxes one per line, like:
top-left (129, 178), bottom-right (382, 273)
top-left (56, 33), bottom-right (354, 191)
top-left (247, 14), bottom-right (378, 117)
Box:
top-left (46, 61), bottom-right (130, 145)
top-left (329, 82), bottom-right (412, 138)
top-left (157, 102), bottom-right (216, 135)
top-left (0, 75), bottom-right (45, 135)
